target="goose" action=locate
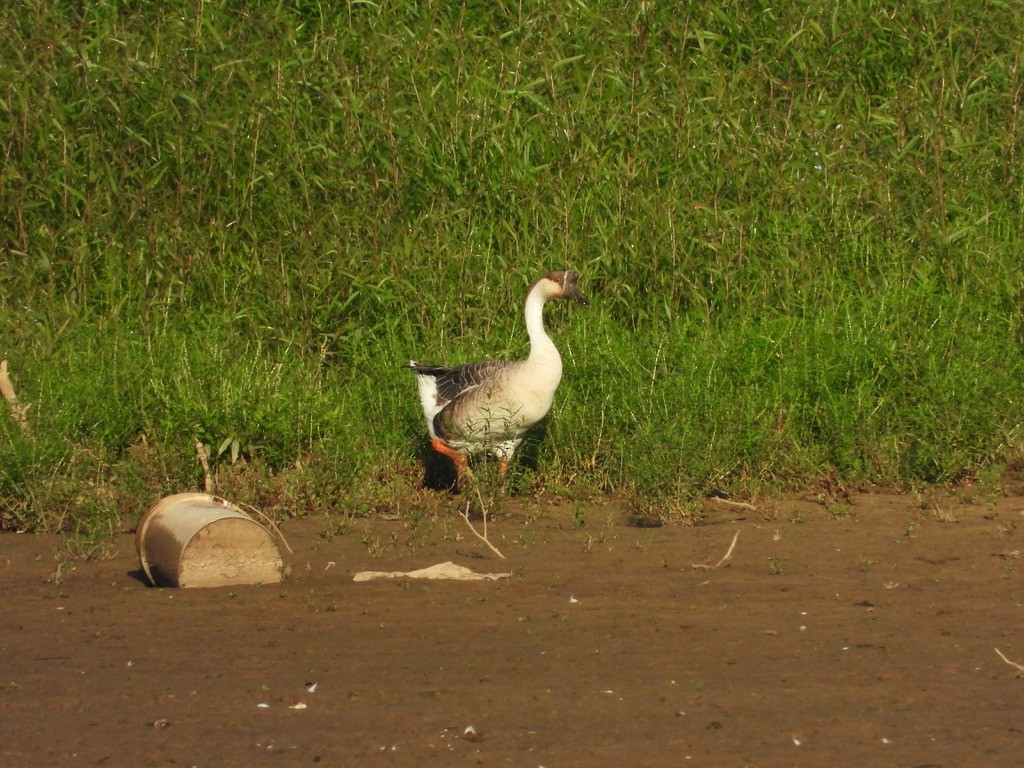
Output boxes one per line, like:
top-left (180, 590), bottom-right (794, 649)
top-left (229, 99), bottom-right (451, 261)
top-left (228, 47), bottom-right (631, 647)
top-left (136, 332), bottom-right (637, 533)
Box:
top-left (408, 270), bottom-right (588, 488)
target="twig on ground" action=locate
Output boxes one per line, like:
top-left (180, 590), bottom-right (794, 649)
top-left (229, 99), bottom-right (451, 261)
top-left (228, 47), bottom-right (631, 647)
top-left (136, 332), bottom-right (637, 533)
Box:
top-left (710, 496), bottom-right (756, 512)
top-left (194, 439), bottom-right (214, 493)
top-left (995, 648), bottom-right (1024, 676)
top-left (692, 529), bottom-right (740, 570)
top-left (458, 486), bottom-right (506, 560)
top-left (0, 360), bottom-right (32, 436)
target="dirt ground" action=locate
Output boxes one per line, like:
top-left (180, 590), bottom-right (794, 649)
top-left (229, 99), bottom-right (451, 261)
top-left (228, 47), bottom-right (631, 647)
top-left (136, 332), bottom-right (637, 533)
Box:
top-left (2, 487), bottom-right (1023, 767)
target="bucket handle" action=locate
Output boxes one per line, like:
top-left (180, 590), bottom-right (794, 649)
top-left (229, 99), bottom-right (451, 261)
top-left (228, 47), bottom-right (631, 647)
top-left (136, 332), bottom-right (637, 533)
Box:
top-left (212, 496), bottom-right (294, 556)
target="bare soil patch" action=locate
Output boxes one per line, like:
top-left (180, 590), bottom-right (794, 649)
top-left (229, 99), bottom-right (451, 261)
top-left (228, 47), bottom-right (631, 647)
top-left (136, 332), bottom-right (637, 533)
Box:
top-left (2, 490), bottom-right (1023, 767)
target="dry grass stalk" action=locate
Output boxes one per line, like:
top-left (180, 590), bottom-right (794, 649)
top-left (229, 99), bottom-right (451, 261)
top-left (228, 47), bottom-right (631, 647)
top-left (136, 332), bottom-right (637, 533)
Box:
top-left (194, 439), bottom-right (215, 493)
top-left (994, 648), bottom-right (1024, 676)
top-left (459, 485), bottom-right (506, 560)
top-left (692, 530), bottom-right (740, 570)
top-left (0, 360), bottom-right (32, 436)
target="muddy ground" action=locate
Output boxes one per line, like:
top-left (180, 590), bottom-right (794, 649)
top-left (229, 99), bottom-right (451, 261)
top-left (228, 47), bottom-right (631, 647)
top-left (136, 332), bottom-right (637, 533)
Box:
top-left (2, 488), bottom-right (1023, 767)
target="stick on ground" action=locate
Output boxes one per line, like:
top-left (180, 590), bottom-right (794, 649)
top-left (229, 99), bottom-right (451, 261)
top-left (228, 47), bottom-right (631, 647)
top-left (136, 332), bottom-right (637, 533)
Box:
top-left (995, 648), bottom-right (1024, 675)
top-left (692, 530), bottom-right (740, 570)
top-left (710, 496), bottom-right (757, 512)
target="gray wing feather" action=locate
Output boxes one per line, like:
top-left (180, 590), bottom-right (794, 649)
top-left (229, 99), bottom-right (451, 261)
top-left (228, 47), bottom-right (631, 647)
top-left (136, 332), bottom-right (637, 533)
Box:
top-left (409, 360), bottom-right (508, 406)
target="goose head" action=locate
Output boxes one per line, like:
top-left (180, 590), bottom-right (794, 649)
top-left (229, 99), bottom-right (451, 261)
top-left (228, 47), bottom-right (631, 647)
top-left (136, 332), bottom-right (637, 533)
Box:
top-left (535, 270), bottom-right (589, 306)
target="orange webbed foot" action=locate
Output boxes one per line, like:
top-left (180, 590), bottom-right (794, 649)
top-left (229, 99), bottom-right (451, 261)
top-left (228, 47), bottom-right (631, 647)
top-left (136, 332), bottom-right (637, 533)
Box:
top-left (431, 437), bottom-right (471, 489)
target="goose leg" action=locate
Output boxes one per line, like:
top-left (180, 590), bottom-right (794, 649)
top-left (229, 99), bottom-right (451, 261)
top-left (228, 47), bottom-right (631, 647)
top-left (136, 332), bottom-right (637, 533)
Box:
top-left (431, 437), bottom-right (471, 487)
top-left (497, 460), bottom-right (509, 476)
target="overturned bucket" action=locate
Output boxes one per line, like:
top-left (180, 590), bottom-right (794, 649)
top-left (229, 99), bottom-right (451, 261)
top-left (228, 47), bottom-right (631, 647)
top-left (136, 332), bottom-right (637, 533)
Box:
top-left (136, 493), bottom-right (285, 588)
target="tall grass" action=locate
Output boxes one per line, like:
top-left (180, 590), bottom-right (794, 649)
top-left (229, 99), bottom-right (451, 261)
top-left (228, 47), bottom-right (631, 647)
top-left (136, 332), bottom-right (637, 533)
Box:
top-left (1, 0), bottom-right (1022, 530)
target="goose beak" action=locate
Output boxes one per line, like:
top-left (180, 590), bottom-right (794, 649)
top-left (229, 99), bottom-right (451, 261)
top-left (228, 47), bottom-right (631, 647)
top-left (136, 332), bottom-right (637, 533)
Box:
top-left (563, 271), bottom-right (589, 306)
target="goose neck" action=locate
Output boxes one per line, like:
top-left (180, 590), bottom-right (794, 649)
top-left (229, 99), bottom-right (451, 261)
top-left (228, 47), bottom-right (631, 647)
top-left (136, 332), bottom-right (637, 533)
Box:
top-left (524, 284), bottom-right (557, 359)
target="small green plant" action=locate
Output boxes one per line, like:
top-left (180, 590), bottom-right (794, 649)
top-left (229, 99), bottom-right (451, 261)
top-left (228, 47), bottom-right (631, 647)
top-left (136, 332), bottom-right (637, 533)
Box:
top-left (360, 532), bottom-right (390, 559)
top-left (571, 506), bottom-right (587, 529)
top-left (824, 498), bottom-right (853, 519)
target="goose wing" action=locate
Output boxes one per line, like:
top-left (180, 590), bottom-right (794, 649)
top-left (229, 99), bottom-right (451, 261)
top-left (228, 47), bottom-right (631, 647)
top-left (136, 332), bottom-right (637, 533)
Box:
top-left (409, 360), bottom-right (508, 406)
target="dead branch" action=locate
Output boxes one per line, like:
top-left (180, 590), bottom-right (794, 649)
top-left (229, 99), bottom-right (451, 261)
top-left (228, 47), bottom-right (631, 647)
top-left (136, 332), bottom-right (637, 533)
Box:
top-left (692, 529), bottom-right (740, 570)
top-left (0, 360), bottom-right (32, 436)
top-left (710, 496), bottom-right (756, 512)
top-left (995, 648), bottom-right (1024, 676)
top-left (459, 486), bottom-right (506, 560)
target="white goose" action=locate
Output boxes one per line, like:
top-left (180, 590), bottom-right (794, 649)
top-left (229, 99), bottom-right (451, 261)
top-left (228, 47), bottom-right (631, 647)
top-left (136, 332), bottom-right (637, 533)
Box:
top-left (408, 270), bottom-right (587, 488)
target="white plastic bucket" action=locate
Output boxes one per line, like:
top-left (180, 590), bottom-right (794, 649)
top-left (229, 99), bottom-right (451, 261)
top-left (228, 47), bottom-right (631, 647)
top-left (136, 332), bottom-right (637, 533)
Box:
top-left (136, 493), bottom-right (284, 588)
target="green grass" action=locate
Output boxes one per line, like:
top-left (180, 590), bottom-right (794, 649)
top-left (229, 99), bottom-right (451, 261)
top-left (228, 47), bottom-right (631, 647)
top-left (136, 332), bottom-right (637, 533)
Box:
top-left (1, 0), bottom-right (1023, 532)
